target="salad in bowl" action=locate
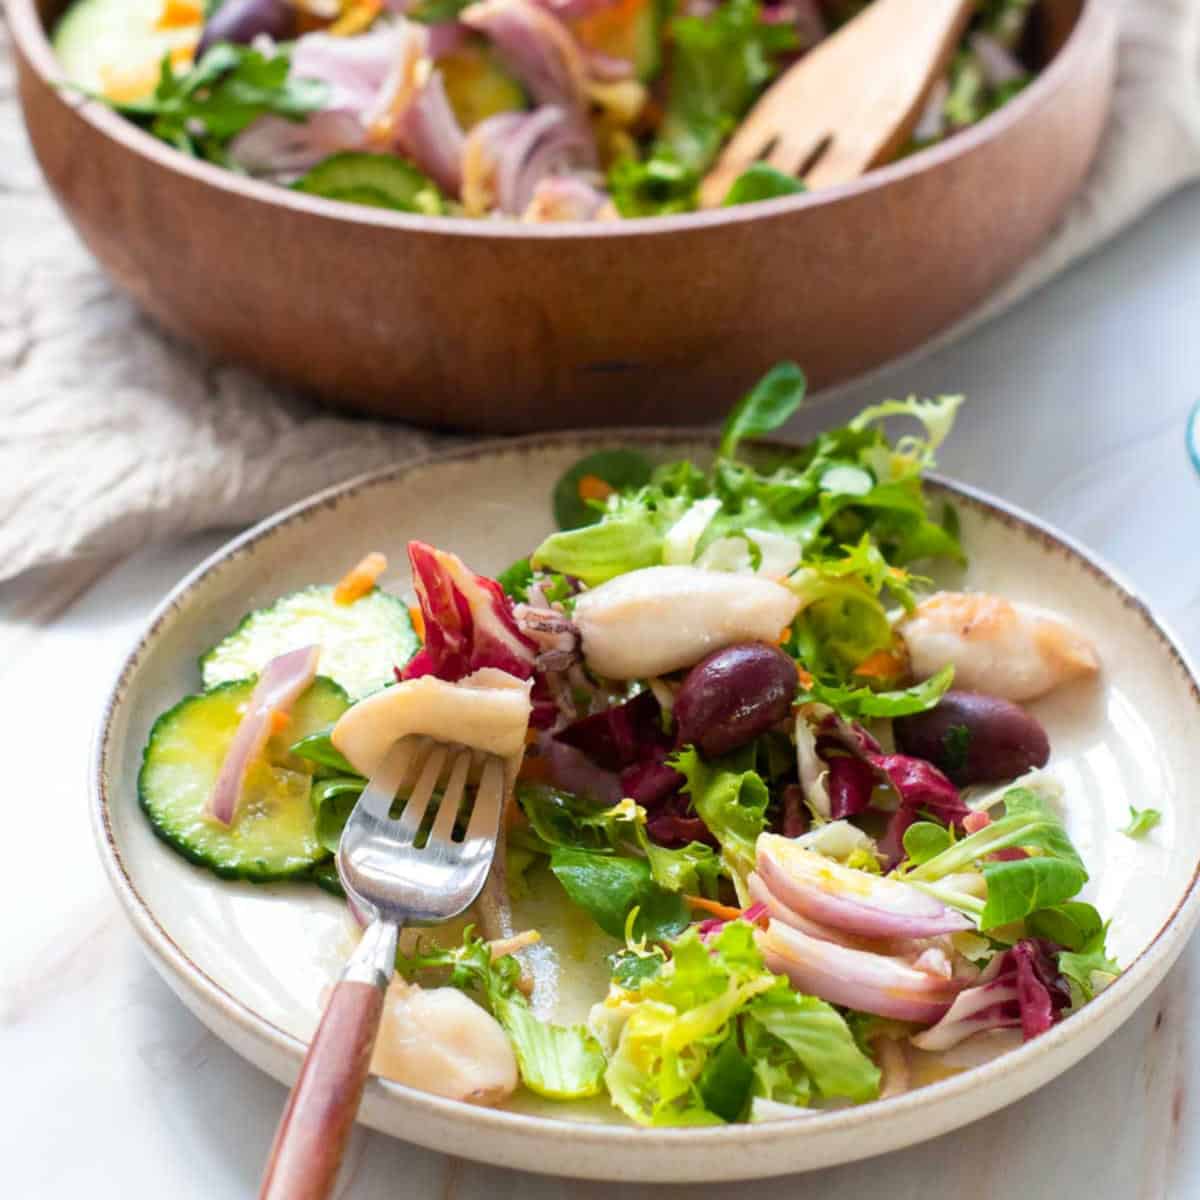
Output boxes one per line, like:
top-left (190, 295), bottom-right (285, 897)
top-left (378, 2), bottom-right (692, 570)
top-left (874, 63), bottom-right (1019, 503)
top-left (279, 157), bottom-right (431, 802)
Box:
top-left (136, 364), bottom-right (1122, 1126)
top-left (55, 0), bottom-right (1044, 220)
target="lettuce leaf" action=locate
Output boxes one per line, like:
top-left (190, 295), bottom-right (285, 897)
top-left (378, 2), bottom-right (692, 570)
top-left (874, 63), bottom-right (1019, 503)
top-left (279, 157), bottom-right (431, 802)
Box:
top-left (670, 745), bottom-right (769, 892)
top-left (798, 664), bottom-right (954, 720)
top-left (400, 929), bottom-right (605, 1099)
top-left (905, 784), bottom-right (1088, 930)
top-left (607, 0), bottom-right (796, 217)
top-left (1122, 805), bottom-right (1162, 838)
top-left (598, 922), bottom-right (878, 1125)
top-left (718, 363), bottom-right (807, 459)
top-left (550, 847), bottom-right (691, 942)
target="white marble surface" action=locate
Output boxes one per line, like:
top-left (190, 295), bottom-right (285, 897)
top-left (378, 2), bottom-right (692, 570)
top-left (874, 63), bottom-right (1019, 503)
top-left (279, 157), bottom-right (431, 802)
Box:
top-left (2, 181), bottom-right (1199, 1196)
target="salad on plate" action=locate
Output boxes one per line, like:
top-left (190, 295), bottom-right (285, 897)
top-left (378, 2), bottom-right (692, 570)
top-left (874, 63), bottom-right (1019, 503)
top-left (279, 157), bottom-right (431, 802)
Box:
top-left (55, 0), bottom-right (1044, 219)
top-left (137, 363), bottom-right (1120, 1125)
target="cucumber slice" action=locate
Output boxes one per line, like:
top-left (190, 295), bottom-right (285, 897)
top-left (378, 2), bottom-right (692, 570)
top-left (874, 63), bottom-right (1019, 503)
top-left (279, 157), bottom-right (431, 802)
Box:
top-left (53, 0), bottom-right (200, 97)
top-left (139, 677), bottom-right (350, 881)
top-left (294, 154), bottom-right (446, 216)
top-left (200, 585), bottom-right (418, 700)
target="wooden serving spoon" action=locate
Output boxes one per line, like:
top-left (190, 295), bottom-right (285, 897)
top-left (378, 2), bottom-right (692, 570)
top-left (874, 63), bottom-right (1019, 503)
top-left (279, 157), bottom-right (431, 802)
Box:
top-left (699, 0), bottom-right (975, 207)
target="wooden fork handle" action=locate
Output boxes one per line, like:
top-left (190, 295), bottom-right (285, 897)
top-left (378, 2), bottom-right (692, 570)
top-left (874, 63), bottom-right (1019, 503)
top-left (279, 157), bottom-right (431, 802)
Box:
top-left (258, 979), bottom-right (385, 1200)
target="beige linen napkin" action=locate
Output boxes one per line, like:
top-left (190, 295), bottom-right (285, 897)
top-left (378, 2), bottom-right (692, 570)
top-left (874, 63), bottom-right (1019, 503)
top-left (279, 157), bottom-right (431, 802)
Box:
top-left (3, 0), bottom-right (1198, 583)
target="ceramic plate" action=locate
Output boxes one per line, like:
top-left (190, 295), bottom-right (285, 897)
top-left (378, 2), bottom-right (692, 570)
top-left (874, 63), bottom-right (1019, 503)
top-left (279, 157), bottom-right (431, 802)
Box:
top-left (92, 433), bottom-right (1200, 1182)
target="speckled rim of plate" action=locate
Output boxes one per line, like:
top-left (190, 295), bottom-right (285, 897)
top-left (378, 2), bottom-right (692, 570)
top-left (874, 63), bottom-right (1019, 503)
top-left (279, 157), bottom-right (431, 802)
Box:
top-left (90, 430), bottom-right (1200, 1181)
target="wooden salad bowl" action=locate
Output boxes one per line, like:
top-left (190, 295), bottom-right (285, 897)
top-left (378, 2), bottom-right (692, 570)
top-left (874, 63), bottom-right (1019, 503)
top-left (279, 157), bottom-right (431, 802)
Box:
top-left (9, 0), bottom-right (1115, 433)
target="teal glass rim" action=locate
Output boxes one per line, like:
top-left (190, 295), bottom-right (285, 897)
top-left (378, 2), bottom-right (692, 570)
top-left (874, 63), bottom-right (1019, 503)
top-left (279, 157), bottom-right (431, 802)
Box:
top-left (1189, 399), bottom-right (1200, 481)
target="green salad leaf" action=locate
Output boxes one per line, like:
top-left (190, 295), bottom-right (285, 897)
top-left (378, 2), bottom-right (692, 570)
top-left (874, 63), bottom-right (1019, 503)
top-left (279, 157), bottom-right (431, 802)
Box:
top-left (553, 449), bottom-right (654, 531)
top-left (718, 362), bottom-right (807, 459)
top-left (1122, 805), bottom-right (1162, 839)
top-left (401, 929), bottom-right (606, 1100)
top-left (550, 847), bottom-right (691, 942)
top-left (670, 746), bottom-right (769, 894)
top-left (722, 163), bottom-right (807, 207)
top-left (1026, 900), bottom-right (1104, 952)
top-left (905, 784), bottom-right (1088, 931)
top-left (531, 515), bottom-right (664, 586)
top-left (608, 0), bottom-right (796, 216)
top-left (1056, 927), bottom-right (1121, 1006)
top-left (798, 665), bottom-right (954, 720)
top-left (289, 729), bottom-right (361, 778)
top-left (311, 776), bottom-right (365, 853)
top-left (532, 370), bottom-right (964, 589)
top-left (598, 922), bottom-right (878, 1125)
top-left (108, 44), bottom-right (327, 161)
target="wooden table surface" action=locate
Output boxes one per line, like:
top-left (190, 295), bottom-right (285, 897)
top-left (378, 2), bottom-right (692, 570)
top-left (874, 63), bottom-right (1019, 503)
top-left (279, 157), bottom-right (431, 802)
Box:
top-left (3, 161), bottom-right (1199, 1200)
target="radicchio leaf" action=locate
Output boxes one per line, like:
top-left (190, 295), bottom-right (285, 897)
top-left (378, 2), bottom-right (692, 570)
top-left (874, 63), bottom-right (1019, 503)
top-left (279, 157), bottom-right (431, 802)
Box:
top-left (403, 541), bottom-right (538, 683)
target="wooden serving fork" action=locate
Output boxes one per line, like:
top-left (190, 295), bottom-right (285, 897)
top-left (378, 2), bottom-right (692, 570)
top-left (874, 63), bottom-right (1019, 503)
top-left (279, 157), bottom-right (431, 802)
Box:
top-left (700, 0), bottom-right (974, 206)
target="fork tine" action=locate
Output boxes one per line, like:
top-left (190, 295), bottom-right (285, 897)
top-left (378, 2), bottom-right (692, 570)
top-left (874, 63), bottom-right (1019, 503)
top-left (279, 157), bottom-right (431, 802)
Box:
top-left (429, 749), bottom-right (472, 844)
top-left (394, 743), bottom-right (448, 842)
top-left (464, 757), bottom-right (505, 844)
top-left (356, 737), bottom-right (420, 819)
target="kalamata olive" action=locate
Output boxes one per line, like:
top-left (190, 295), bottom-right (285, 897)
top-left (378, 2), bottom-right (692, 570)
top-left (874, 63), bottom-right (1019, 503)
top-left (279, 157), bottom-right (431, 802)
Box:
top-left (893, 690), bottom-right (1049, 786)
top-left (198, 0), bottom-right (296, 56)
top-left (674, 642), bottom-right (797, 757)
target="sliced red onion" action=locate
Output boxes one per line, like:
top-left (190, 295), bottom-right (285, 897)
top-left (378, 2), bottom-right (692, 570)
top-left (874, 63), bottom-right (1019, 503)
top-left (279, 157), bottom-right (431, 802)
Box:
top-left (228, 111), bottom-right (368, 180)
top-left (230, 27), bottom-right (418, 179)
top-left (294, 27), bottom-right (412, 112)
top-left (497, 107), bottom-right (596, 215)
top-left (758, 920), bottom-right (964, 1023)
top-left (969, 32), bottom-right (1027, 87)
top-left (535, 0), bottom-right (616, 20)
top-left (912, 77), bottom-right (949, 143)
top-left (207, 645), bottom-right (321, 826)
top-left (397, 69), bottom-right (466, 195)
top-left (462, 0), bottom-right (588, 108)
top-left (426, 21), bottom-right (469, 59)
top-left (757, 835), bottom-right (973, 940)
top-left (583, 48), bottom-right (635, 82)
top-left (522, 174), bottom-right (608, 221)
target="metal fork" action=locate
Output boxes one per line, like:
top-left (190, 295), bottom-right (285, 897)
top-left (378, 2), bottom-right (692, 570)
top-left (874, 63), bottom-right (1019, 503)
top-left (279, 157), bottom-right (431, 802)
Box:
top-left (259, 736), bottom-right (506, 1200)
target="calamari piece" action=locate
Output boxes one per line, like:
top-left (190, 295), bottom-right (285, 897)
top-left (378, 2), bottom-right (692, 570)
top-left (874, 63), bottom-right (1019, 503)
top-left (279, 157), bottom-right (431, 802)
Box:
top-left (331, 667), bottom-right (532, 784)
top-left (757, 835), bottom-right (972, 940)
top-left (899, 592), bottom-right (1099, 702)
top-left (372, 982), bottom-right (518, 1105)
top-left (573, 565), bottom-right (800, 679)
top-left (757, 920), bottom-right (965, 1024)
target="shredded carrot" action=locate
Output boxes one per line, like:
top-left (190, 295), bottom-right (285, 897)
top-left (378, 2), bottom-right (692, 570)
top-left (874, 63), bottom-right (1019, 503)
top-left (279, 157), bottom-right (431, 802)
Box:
top-left (333, 551), bottom-right (387, 605)
top-left (796, 666), bottom-right (814, 689)
top-left (684, 896), bottom-right (743, 921)
top-left (685, 896), bottom-right (769, 929)
top-left (156, 0), bottom-right (203, 28)
top-left (169, 42), bottom-right (197, 68)
top-left (577, 474), bottom-right (614, 504)
top-left (854, 649), bottom-right (905, 681)
top-left (776, 625), bottom-right (792, 645)
top-left (268, 709), bottom-right (292, 736)
top-left (408, 604), bottom-right (425, 642)
top-left (330, 0), bottom-right (382, 36)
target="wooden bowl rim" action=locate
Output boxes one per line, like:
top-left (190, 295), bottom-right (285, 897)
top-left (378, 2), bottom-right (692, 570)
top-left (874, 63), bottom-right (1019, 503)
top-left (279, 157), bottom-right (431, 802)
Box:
top-left (7, 0), bottom-right (1110, 240)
